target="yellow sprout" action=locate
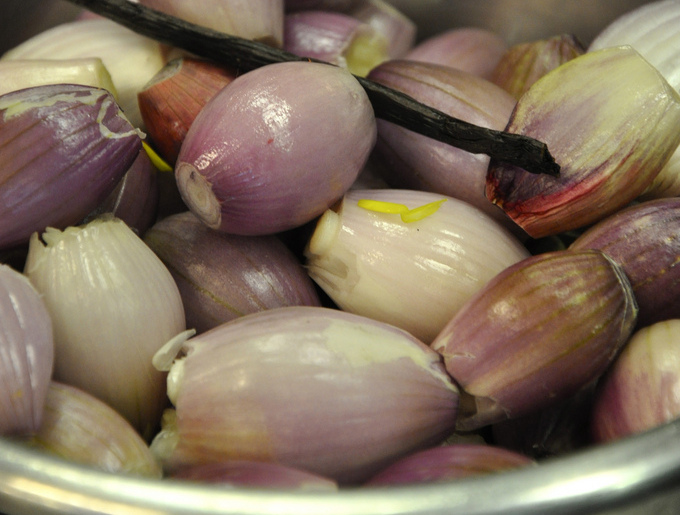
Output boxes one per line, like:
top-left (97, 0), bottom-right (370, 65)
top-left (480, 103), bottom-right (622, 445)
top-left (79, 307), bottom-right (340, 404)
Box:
top-left (142, 142), bottom-right (173, 172)
top-left (357, 199), bottom-right (409, 214)
top-left (358, 198), bottom-right (447, 222)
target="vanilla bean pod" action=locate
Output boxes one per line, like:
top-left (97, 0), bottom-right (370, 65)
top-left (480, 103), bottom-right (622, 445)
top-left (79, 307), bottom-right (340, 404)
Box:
top-left (63, 0), bottom-right (560, 176)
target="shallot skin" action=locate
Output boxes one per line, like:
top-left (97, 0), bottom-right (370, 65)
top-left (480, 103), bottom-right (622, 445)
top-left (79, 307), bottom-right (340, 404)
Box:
top-left (366, 60), bottom-right (518, 231)
top-left (28, 382), bottom-right (162, 478)
top-left (83, 148), bottom-right (159, 236)
top-left (305, 189), bottom-right (530, 343)
top-left (138, 0), bottom-right (285, 48)
top-left (364, 444), bottom-right (535, 486)
top-left (570, 198), bottom-right (680, 328)
top-left (0, 265), bottom-right (54, 436)
top-left (486, 46), bottom-right (680, 238)
top-left (432, 249), bottom-right (638, 431)
top-left (0, 84), bottom-right (142, 250)
top-left (170, 460), bottom-right (338, 490)
top-left (404, 27), bottom-right (508, 80)
top-left (590, 319), bottom-right (680, 443)
top-left (283, 11), bottom-right (388, 76)
top-left (143, 211), bottom-right (321, 334)
top-left (176, 61), bottom-right (377, 236)
top-left (151, 306), bottom-right (459, 485)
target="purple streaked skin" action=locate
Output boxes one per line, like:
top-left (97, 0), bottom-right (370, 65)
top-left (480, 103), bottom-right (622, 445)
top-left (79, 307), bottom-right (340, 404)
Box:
top-left (570, 197), bottom-right (680, 329)
top-left (143, 211), bottom-right (321, 334)
top-left (0, 84), bottom-right (142, 249)
top-left (432, 249), bottom-right (638, 431)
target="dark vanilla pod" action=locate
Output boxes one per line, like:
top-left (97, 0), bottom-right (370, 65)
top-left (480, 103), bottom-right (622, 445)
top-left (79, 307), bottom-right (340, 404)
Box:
top-left (63, 0), bottom-right (560, 177)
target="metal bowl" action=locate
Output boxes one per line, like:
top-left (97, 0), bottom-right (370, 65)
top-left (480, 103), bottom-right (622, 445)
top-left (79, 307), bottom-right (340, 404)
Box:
top-left (1, 1), bottom-right (678, 515)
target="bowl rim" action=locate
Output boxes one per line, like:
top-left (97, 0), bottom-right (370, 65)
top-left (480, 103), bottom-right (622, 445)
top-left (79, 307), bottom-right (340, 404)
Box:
top-left (1, 417), bottom-right (680, 515)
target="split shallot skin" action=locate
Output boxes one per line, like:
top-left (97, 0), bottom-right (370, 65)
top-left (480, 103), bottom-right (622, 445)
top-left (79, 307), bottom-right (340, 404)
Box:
top-left (588, 0), bottom-right (680, 199)
top-left (24, 217), bottom-right (186, 442)
top-left (175, 61), bottom-right (377, 236)
top-left (305, 189), bottom-right (530, 343)
top-left (0, 84), bottom-right (143, 250)
top-left (150, 306), bottom-right (459, 485)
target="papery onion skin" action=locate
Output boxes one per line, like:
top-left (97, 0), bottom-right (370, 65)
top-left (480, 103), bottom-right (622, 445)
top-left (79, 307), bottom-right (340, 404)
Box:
top-left (170, 460), bottom-right (338, 490)
top-left (1, 18), bottom-right (167, 129)
top-left (143, 211), bottom-right (321, 334)
top-left (486, 46), bottom-right (680, 239)
top-left (366, 60), bottom-right (519, 232)
top-left (364, 444), bottom-right (535, 486)
top-left (83, 148), bottom-right (159, 236)
top-left (569, 198), bottom-right (680, 329)
top-left (432, 249), bottom-right (638, 431)
top-left (150, 306), bottom-right (459, 484)
top-left (0, 264), bottom-right (54, 436)
top-left (404, 27), bottom-right (508, 80)
top-left (305, 189), bottom-right (529, 343)
top-left (175, 61), bottom-right (376, 236)
top-left (26, 382), bottom-right (162, 478)
top-left (23, 216), bottom-right (186, 441)
top-left (139, 0), bottom-right (285, 48)
top-left (283, 11), bottom-right (388, 76)
top-left (590, 320), bottom-right (680, 443)
top-left (138, 57), bottom-right (237, 165)
top-left (0, 84), bottom-right (143, 250)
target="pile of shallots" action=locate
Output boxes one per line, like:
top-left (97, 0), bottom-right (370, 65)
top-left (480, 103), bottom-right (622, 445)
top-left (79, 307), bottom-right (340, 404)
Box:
top-left (0, 0), bottom-right (680, 490)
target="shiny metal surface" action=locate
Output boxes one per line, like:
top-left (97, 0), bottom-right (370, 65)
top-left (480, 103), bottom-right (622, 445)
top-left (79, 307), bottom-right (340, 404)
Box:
top-left (1, 418), bottom-right (680, 515)
top-left (1, 1), bottom-right (676, 515)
